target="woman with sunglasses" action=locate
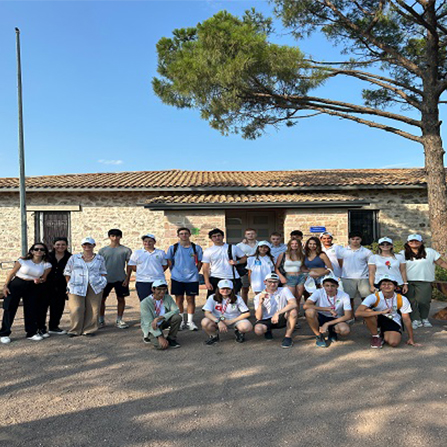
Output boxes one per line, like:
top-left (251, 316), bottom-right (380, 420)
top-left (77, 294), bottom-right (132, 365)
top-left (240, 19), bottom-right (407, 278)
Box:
top-left (368, 237), bottom-right (408, 294)
top-left (64, 237), bottom-right (107, 337)
top-left (0, 243), bottom-right (52, 344)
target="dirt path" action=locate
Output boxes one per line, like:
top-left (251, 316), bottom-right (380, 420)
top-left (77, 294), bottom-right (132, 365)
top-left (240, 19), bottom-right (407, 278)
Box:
top-left (1, 292), bottom-right (447, 447)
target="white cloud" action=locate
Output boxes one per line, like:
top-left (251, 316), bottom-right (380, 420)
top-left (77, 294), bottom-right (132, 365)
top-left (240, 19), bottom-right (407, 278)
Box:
top-left (98, 159), bottom-right (123, 165)
top-left (379, 162), bottom-right (415, 169)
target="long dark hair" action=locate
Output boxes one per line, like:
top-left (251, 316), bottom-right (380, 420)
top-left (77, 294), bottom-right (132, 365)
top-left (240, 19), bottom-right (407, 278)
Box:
top-left (404, 242), bottom-right (427, 260)
top-left (255, 245), bottom-right (275, 266)
top-left (214, 288), bottom-right (237, 304)
top-left (304, 237), bottom-right (323, 257)
top-left (22, 242), bottom-right (50, 262)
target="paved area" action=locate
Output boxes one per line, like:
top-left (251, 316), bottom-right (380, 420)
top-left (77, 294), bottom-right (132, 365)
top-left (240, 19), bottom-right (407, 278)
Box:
top-left (1, 291), bottom-right (447, 447)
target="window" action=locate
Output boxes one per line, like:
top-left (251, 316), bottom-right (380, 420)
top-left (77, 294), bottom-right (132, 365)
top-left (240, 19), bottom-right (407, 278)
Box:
top-left (348, 210), bottom-right (378, 245)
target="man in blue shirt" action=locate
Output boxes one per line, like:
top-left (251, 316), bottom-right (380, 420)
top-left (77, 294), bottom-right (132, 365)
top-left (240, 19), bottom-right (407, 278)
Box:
top-left (166, 227), bottom-right (203, 331)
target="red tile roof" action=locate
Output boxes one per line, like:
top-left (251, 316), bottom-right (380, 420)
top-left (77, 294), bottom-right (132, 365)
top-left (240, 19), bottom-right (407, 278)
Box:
top-left (0, 168), bottom-right (427, 190)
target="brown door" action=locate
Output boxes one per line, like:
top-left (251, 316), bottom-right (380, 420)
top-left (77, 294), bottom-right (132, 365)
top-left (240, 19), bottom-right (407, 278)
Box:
top-left (35, 212), bottom-right (71, 250)
top-left (226, 210), bottom-right (277, 244)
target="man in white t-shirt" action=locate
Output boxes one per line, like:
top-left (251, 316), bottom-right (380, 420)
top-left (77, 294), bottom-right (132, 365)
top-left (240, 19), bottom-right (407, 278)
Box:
top-left (304, 275), bottom-right (352, 348)
top-left (320, 231), bottom-right (342, 277)
top-left (253, 273), bottom-right (298, 348)
top-left (355, 274), bottom-right (417, 349)
top-left (338, 232), bottom-right (372, 313)
top-left (202, 228), bottom-right (247, 296)
top-left (237, 228), bottom-right (259, 303)
top-left (269, 232), bottom-right (287, 263)
top-left (127, 233), bottom-right (168, 302)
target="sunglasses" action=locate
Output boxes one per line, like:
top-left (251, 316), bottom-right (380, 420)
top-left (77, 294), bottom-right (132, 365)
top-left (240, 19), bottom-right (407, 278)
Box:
top-left (33, 248), bottom-right (46, 252)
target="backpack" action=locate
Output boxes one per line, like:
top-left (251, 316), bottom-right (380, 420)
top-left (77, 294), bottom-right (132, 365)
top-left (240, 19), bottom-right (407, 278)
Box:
top-left (228, 244), bottom-right (248, 278)
top-left (171, 242), bottom-right (199, 268)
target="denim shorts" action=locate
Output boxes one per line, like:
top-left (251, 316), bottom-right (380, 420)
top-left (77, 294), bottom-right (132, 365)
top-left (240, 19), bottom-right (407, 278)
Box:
top-left (286, 273), bottom-right (307, 287)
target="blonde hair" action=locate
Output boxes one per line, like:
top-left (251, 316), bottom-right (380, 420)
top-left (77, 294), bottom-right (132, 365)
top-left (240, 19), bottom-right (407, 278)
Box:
top-left (285, 239), bottom-right (304, 262)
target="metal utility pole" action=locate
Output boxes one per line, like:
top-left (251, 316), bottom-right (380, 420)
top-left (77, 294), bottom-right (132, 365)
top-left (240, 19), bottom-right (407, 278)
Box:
top-left (16, 27), bottom-right (27, 256)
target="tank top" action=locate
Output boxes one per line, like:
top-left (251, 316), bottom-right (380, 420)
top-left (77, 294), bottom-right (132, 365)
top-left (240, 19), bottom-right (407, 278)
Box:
top-left (304, 255), bottom-right (326, 269)
top-left (284, 259), bottom-right (302, 273)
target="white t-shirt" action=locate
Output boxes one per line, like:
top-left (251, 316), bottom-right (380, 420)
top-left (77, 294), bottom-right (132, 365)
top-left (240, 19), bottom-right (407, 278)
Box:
top-left (202, 295), bottom-right (249, 320)
top-left (253, 287), bottom-right (296, 319)
top-left (247, 255), bottom-right (275, 292)
top-left (307, 288), bottom-right (352, 318)
top-left (399, 248), bottom-right (441, 282)
top-left (202, 243), bottom-right (246, 279)
top-left (128, 248), bottom-right (167, 282)
top-left (340, 246), bottom-right (372, 279)
top-left (270, 243), bottom-right (287, 263)
top-left (16, 259), bottom-right (52, 280)
top-left (322, 244), bottom-right (343, 277)
top-left (237, 241), bottom-right (258, 257)
top-left (368, 254), bottom-right (406, 284)
top-left (361, 292), bottom-right (412, 327)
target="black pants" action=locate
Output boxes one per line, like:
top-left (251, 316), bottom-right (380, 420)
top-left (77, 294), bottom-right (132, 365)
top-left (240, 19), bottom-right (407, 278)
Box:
top-left (0, 277), bottom-right (40, 337)
top-left (37, 284), bottom-right (67, 332)
top-left (207, 276), bottom-right (242, 297)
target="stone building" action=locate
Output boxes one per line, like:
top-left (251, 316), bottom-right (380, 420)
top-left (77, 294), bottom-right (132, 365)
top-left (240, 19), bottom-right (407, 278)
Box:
top-left (0, 168), bottom-right (429, 279)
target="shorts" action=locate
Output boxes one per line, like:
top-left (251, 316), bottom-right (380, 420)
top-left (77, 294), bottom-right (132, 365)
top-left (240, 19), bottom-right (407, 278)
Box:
top-left (318, 313), bottom-right (337, 335)
top-left (208, 318), bottom-right (250, 329)
top-left (102, 281), bottom-right (130, 299)
top-left (255, 314), bottom-right (287, 330)
top-left (286, 273), bottom-right (307, 287)
top-left (342, 278), bottom-right (370, 300)
top-left (171, 279), bottom-right (199, 296)
top-left (377, 314), bottom-right (402, 334)
top-left (241, 274), bottom-right (250, 288)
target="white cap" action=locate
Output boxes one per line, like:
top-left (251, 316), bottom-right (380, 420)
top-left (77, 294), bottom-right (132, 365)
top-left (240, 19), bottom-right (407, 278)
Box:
top-left (152, 279), bottom-right (168, 288)
top-left (81, 237), bottom-right (95, 245)
top-left (378, 237), bottom-right (393, 245)
top-left (142, 233), bottom-right (156, 241)
top-left (320, 231), bottom-right (333, 238)
top-left (322, 274), bottom-right (340, 284)
top-left (217, 279), bottom-right (233, 289)
top-left (258, 241), bottom-right (271, 247)
top-left (264, 272), bottom-right (280, 281)
top-left (407, 234), bottom-right (423, 242)
top-left (377, 274), bottom-right (398, 286)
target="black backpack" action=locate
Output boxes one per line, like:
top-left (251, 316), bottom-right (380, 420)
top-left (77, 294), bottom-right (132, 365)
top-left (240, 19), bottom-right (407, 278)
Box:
top-left (228, 244), bottom-right (248, 277)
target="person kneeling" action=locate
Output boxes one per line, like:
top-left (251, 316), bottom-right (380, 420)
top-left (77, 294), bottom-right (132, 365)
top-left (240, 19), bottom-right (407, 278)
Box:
top-left (201, 279), bottom-right (252, 345)
top-left (140, 279), bottom-right (182, 350)
top-left (355, 274), bottom-right (417, 349)
top-left (304, 275), bottom-right (352, 348)
top-left (253, 273), bottom-right (298, 349)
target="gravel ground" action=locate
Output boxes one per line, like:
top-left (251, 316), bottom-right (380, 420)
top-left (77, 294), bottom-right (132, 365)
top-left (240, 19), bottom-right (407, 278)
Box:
top-left (1, 291), bottom-right (447, 447)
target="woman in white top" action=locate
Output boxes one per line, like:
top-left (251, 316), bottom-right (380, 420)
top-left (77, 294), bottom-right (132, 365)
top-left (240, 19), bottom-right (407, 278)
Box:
top-left (276, 239), bottom-right (307, 308)
top-left (201, 279), bottom-right (252, 345)
top-left (368, 237), bottom-right (408, 294)
top-left (247, 241), bottom-right (276, 294)
top-left (64, 237), bottom-right (107, 337)
top-left (401, 234), bottom-right (447, 329)
top-left (0, 243), bottom-right (52, 344)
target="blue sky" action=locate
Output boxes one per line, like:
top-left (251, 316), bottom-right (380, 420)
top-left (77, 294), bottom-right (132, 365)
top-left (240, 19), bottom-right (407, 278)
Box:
top-left (0, 0), bottom-right (436, 178)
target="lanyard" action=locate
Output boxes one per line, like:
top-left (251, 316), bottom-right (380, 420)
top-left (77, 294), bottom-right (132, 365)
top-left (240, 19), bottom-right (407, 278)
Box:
top-left (383, 294), bottom-right (395, 311)
top-left (221, 298), bottom-right (230, 316)
top-left (324, 290), bottom-right (337, 309)
top-left (154, 299), bottom-right (163, 316)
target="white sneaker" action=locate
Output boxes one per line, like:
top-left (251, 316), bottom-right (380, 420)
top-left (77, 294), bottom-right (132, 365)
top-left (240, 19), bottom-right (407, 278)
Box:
top-left (422, 319), bottom-right (433, 328)
top-left (27, 334), bottom-right (43, 341)
top-left (412, 320), bottom-right (422, 329)
top-left (179, 321), bottom-right (187, 331)
top-left (39, 331), bottom-right (50, 339)
top-left (186, 321), bottom-right (198, 331)
top-left (116, 320), bottom-right (129, 329)
top-left (1, 336), bottom-right (11, 344)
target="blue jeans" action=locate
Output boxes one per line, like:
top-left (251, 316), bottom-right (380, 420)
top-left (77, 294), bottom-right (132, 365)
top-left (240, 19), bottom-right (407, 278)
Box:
top-left (286, 273), bottom-right (307, 287)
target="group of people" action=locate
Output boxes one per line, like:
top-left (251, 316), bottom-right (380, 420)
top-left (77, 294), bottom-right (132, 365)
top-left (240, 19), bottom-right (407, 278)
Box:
top-left (1, 225), bottom-right (445, 351)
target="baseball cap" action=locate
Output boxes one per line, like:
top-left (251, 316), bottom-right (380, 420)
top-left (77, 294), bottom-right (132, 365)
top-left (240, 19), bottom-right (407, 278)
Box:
top-left (217, 279), bottom-right (233, 289)
top-left (152, 279), bottom-right (168, 288)
top-left (264, 272), bottom-right (280, 281)
top-left (322, 274), bottom-right (340, 285)
top-left (407, 234), bottom-right (423, 242)
top-left (320, 231), bottom-right (334, 238)
top-left (378, 237), bottom-right (393, 245)
top-left (81, 237), bottom-right (95, 245)
top-left (258, 241), bottom-right (271, 247)
top-left (141, 233), bottom-right (156, 241)
top-left (377, 274), bottom-right (398, 286)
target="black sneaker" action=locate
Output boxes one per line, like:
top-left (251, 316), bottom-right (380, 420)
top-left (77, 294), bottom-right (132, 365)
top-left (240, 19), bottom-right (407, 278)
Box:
top-left (205, 335), bottom-right (220, 346)
top-left (281, 337), bottom-right (293, 349)
top-left (316, 334), bottom-right (329, 348)
top-left (328, 332), bottom-right (338, 343)
top-left (264, 330), bottom-right (273, 341)
top-left (234, 329), bottom-right (245, 343)
top-left (167, 338), bottom-right (181, 349)
top-left (48, 328), bottom-right (67, 335)
top-left (143, 337), bottom-right (151, 344)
